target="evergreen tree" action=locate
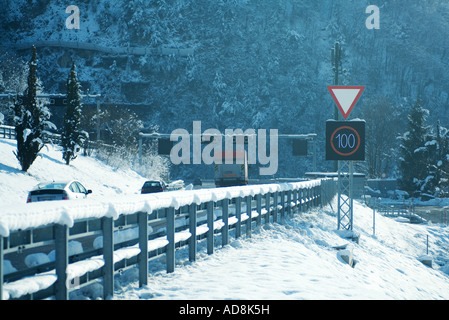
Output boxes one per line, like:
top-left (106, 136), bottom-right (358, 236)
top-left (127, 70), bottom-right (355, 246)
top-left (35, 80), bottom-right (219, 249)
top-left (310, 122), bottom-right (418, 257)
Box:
top-left (13, 46), bottom-right (52, 172)
top-left (422, 122), bottom-right (449, 197)
top-left (62, 62), bottom-right (87, 165)
top-left (398, 97), bottom-right (430, 196)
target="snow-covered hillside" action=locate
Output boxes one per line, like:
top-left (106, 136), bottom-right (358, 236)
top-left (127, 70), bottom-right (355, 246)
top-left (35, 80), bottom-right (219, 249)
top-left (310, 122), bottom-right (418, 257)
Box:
top-left (0, 138), bottom-right (147, 206)
top-left (2, 137), bottom-right (449, 300)
top-left (5, 1), bottom-right (449, 180)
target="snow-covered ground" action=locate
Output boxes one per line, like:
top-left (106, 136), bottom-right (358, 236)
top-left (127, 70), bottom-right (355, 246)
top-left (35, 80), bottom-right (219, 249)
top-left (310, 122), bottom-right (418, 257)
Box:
top-left (2, 138), bottom-right (449, 300)
top-left (108, 200), bottom-right (449, 300)
top-left (0, 138), bottom-right (147, 207)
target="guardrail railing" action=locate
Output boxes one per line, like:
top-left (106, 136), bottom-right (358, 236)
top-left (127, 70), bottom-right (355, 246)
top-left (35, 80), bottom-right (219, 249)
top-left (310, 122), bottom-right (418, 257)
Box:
top-left (0, 179), bottom-right (337, 300)
top-left (0, 125), bottom-right (15, 140)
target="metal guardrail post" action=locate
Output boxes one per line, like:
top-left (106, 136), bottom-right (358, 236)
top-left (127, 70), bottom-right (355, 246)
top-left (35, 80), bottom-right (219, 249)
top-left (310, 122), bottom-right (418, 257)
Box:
top-left (102, 217), bottom-right (114, 299)
top-left (0, 236), bottom-right (3, 300)
top-left (207, 201), bottom-right (214, 255)
top-left (306, 188), bottom-right (310, 210)
top-left (189, 204), bottom-right (197, 261)
top-left (222, 200), bottom-right (229, 246)
top-left (318, 180), bottom-right (327, 208)
top-left (166, 207), bottom-right (175, 273)
top-left (55, 224), bottom-right (69, 300)
top-left (235, 197), bottom-right (242, 238)
top-left (138, 212), bottom-right (148, 287)
top-left (292, 189), bottom-right (297, 214)
top-left (256, 194), bottom-right (262, 226)
top-left (287, 190), bottom-right (292, 217)
top-left (317, 185), bottom-right (321, 207)
top-left (246, 196), bottom-right (252, 237)
top-left (273, 192), bottom-right (279, 223)
top-left (265, 193), bottom-right (271, 224)
top-left (280, 191), bottom-right (285, 222)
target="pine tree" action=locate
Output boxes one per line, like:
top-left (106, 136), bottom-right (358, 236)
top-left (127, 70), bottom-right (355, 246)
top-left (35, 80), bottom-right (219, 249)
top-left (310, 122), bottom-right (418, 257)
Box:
top-left (398, 97), bottom-right (430, 196)
top-left (62, 62), bottom-right (87, 165)
top-left (13, 46), bottom-right (52, 172)
top-left (422, 121), bottom-right (449, 197)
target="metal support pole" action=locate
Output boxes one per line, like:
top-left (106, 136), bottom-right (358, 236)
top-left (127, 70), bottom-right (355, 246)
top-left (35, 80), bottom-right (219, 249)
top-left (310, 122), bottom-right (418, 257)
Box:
top-left (222, 200), bottom-right (229, 246)
top-left (235, 197), bottom-right (242, 238)
top-left (280, 191), bottom-right (285, 222)
top-left (246, 196), bottom-right (252, 237)
top-left (207, 201), bottom-right (214, 255)
top-left (331, 41), bottom-right (343, 172)
top-left (292, 189), bottom-right (297, 214)
top-left (102, 217), bottom-right (114, 299)
top-left (265, 193), bottom-right (271, 224)
top-left (337, 160), bottom-right (354, 230)
top-left (55, 224), bottom-right (69, 300)
top-left (273, 192), bottom-right (279, 222)
top-left (166, 207), bottom-right (175, 273)
top-left (189, 204), bottom-right (197, 261)
top-left (0, 236), bottom-right (4, 300)
top-left (138, 212), bottom-right (148, 287)
top-left (256, 194), bottom-right (262, 226)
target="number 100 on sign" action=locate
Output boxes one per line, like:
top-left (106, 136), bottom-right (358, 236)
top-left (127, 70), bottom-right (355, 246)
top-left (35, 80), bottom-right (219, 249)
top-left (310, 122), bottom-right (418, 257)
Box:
top-left (326, 120), bottom-right (365, 161)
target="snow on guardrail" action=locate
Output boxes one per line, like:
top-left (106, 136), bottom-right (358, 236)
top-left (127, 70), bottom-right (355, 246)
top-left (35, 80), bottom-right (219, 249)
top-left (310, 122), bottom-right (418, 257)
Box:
top-left (0, 180), bottom-right (321, 237)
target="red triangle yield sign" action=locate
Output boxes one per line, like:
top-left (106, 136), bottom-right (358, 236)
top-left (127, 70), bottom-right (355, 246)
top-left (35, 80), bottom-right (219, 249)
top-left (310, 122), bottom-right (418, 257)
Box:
top-left (328, 86), bottom-right (365, 119)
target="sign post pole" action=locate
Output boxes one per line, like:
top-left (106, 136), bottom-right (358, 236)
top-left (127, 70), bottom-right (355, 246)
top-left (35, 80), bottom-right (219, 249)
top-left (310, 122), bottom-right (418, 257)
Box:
top-left (337, 160), bottom-right (354, 230)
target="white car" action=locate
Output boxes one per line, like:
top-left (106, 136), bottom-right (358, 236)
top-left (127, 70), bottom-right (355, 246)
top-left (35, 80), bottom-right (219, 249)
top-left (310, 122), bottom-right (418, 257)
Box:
top-left (27, 180), bottom-right (92, 203)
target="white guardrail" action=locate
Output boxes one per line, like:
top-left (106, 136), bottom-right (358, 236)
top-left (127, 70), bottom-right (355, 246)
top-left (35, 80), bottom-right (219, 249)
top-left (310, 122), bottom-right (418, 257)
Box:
top-left (0, 179), bottom-right (337, 300)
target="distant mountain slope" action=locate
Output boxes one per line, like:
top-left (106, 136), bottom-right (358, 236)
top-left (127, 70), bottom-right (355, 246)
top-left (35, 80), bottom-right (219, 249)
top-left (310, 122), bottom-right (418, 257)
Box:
top-left (2, 0), bottom-right (449, 178)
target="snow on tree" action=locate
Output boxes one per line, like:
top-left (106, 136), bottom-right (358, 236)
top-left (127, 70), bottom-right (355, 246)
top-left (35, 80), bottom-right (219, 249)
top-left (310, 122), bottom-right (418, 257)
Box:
top-left (13, 46), bottom-right (53, 172)
top-left (398, 97), bottom-right (431, 196)
top-left (62, 62), bottom-right (88, 165)
top-left (421, 121), bottom-right (449, 197)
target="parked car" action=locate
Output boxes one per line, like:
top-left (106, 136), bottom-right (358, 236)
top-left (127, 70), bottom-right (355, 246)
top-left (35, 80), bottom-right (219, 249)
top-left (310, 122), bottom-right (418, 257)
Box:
top-left (27, 180), bottom-right (92, 203)
top-left (141, 180), bottom-right (166, 194)
top-left (193, 177), bottom-right (202, 186)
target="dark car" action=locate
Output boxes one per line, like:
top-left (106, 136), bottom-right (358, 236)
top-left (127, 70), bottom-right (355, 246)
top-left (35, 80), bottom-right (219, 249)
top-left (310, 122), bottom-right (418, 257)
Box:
top-left (141, 180), bottom-right (166, 194)
top-left (193, 177), bottom-right (202, 186)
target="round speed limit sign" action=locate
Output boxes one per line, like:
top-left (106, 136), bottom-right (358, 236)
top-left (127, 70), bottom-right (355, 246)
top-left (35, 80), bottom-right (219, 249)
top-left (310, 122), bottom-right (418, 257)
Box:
top-left (326, 120), bottom-right (365, 161)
